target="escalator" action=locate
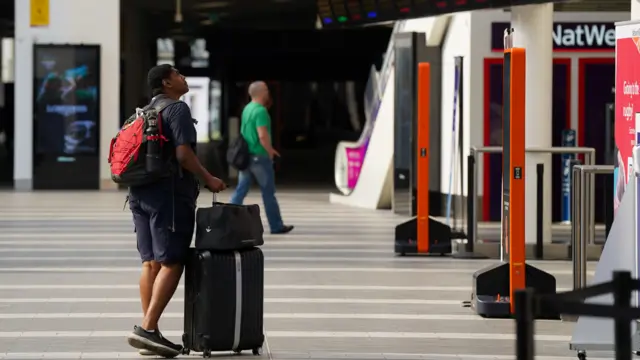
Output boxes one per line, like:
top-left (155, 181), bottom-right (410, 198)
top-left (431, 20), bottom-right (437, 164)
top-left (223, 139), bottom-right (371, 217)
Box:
top-left (330, 21), bottom-right (406, 208)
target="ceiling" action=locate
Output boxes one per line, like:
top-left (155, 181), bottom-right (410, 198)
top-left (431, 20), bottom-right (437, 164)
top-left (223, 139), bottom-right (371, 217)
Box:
top-left (134, 0), bottom-right (318, 31)
top-left (555, 0), bottom-right (630, 12)
top-left (0, 0), bottom-right (633, 37)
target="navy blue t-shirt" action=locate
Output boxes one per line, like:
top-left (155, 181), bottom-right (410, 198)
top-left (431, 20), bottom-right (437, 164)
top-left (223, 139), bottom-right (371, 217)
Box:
top-left (129, 101), bottom-right (199, 204)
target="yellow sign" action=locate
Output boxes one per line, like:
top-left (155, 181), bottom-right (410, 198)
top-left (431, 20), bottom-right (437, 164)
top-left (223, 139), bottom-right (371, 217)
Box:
top-left (30, 0), bottom-right (49, 27)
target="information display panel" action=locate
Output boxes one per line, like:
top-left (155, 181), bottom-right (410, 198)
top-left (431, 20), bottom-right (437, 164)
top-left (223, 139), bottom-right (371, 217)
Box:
top-left (32, 44), bottom-right (101, 189)
top-left (392, 32), bottom-right (417, 216)
top-left (318, 0), bottom-right (567, 27)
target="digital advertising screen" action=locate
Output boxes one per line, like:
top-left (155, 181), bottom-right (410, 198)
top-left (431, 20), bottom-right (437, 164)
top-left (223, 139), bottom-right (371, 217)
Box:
top-left (33, 45), bottom-right (100, 156)
top-left (393, 35), bottom-right (414, 173)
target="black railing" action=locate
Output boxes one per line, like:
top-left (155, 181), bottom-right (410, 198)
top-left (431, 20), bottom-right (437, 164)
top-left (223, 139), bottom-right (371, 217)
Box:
top-left (516, 271), bottom-right (640, 360)
top-left (464, 154), bottom-right (475, 254)
top-left (535, 163), bottom-right (544, 260)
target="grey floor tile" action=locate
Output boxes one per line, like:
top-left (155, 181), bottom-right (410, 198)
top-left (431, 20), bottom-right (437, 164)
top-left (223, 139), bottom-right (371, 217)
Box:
top-left (0, 191), bottom-right (594, 360)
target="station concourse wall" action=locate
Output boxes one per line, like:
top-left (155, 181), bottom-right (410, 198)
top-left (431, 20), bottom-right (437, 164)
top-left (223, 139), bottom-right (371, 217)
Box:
top-left (13, 0), bottom-right (120, 190)
top-left (443, 10), bottom-right (625, 199)
top-left (464, 10), bottom-right (625, 224)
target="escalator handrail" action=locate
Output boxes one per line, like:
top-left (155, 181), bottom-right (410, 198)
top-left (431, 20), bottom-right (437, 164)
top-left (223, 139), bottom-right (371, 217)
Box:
top-left (333, 21), bottom-right (405, 195)
top-left (378, 20), bottom-right (406, 97)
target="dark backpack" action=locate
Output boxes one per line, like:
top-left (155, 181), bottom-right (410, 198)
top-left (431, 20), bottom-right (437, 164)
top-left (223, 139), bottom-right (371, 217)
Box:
top-left (227, 135), bottom-right (251, 171)
top-left (108, 97), bottom-right (177, 186)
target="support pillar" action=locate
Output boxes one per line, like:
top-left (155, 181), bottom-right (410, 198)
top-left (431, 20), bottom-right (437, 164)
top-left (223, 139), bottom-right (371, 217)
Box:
top-left (632, 0), bottom-right (640, 20)
top-left (14, 0), bottom-right (120, 190)
top-left (511, 3), bottom-right (554, 245)
top-left (122, 7), bottom-right (153, 118)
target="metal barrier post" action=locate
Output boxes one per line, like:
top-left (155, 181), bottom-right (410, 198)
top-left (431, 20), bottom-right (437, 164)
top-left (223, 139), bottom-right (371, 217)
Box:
top-left (613, 271), bottom-right (632, 360)
top-left (536, 164), bottom-right (544, 260)
top-left (514, 289), bottom-right (535, 360)
top-left (466, 154), bottom-right (475, 250)
top-left (579, 169), bottom-right (588, 288)
top-left (570, 165), bottom-right (615, 290)
top-left (468, 146), bottom-right (596, 252)
top-left (454, 152), bottom-right (489, 259)
top-left (571, 165), bottom-right (582, 291)
top-left (469, 146), bottom-right (501, 249)
top-left (604, 173), bottom-right (614, 238)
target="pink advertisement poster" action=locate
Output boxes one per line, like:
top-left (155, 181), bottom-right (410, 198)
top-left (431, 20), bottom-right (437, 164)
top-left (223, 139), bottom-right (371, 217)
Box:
top-left (345, 143), bottom-right (368, 189)
top-left (614, 28), bottom-right (640, 214)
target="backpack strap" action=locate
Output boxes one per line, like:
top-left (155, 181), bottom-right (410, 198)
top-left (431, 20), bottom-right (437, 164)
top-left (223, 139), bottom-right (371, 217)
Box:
top-left (143, 95), bottom-right (180, 138)
top-left (145, 95), bottom-right (180, 113)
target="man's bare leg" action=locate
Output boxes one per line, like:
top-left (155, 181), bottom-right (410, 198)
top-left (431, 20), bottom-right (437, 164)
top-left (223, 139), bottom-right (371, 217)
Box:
top-left (137, 261), bottom-right (162, 356)
top-left (140, 261), bottom-right (161, 316)
top-left (141, 263), bottom-right (184, 331)
top-left (129, 263), bottom-right (184, 358)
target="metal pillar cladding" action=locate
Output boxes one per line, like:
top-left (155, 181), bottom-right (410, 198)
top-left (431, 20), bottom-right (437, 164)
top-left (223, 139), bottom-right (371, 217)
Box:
top-left (570, 165), bottom-right (615, 291)
top-left (468, 146), bottom-right (596, 247)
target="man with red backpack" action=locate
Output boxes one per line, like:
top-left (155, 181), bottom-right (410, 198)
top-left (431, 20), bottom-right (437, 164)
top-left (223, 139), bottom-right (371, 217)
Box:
top-left (109, 64), bottom-right (226, 358)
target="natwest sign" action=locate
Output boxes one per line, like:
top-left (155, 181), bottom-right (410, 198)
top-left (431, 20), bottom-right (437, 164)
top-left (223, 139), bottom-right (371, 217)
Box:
top-left (491, 22), bottom-right (615, 51)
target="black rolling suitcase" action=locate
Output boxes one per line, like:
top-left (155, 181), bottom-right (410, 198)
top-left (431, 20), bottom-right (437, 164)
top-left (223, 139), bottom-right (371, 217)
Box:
top-left (182, 247), bottom-right (265, 358)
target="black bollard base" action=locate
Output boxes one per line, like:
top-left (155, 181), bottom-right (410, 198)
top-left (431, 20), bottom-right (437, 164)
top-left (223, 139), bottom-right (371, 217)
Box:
top-left (472, 262), bottom-right (559, 319)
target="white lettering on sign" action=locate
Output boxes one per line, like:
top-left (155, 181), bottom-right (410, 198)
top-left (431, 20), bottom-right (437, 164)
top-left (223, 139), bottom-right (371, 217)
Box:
top-left (624, 81), bottom-right (640, 98)
top-left (551, 24), bottom-right (615, 47)
top-left (623, 103), bottom-right (634, 122)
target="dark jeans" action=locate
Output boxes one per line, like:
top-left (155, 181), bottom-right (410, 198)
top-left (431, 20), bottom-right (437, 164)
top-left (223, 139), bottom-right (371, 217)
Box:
top-left (229, 155), bottom-right (284, 232)
top-left (130, 197), bottom-right (195, 264)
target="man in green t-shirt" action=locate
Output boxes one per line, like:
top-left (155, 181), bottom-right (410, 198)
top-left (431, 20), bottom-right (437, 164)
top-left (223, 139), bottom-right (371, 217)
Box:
top-left (230, 81), bottom-right (294, 234)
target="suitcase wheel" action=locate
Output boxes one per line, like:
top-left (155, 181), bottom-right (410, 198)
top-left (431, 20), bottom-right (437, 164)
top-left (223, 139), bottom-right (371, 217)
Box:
top-left (202, 349), bottom-right (211, 358)
top-left (252, 347), bottom-right (262, 356)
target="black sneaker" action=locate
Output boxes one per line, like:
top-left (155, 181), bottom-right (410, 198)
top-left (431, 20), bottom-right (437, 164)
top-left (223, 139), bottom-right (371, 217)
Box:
top-left (127, 325), bottom-right (182, 359)
top-left (271, 225), bottom-right (294, 234)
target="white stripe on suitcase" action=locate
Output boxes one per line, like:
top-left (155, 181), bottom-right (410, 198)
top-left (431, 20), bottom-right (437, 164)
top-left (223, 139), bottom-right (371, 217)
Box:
top-left (232, 251), bottom-right (242, 351)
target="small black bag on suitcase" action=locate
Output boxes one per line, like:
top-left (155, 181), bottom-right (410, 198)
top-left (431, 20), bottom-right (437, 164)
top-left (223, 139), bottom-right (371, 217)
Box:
top-left (182, 248), bottom-right (264, 358)
top-left (195, 200), bottom-right (264, 251)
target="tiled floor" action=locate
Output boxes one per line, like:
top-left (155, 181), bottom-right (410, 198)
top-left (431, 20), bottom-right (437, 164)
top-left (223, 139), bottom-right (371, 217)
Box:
top-left (0, 190), bottom-right (598, 359)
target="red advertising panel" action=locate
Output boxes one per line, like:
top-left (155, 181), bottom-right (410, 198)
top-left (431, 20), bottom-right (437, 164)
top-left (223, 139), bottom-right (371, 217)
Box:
top-left (614, 23), bottom-right (640, 213)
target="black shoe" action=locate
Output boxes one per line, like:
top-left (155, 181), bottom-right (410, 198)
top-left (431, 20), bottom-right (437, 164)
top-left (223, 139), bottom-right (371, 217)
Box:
top-left (271, 225), bottom-right (294, 234)
top-left (127, 325), bottom-right (182, 359)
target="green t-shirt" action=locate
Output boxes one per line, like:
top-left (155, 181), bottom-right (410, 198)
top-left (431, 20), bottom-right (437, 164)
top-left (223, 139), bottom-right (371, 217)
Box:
top-left (241, 101), bottom-right (271, 156)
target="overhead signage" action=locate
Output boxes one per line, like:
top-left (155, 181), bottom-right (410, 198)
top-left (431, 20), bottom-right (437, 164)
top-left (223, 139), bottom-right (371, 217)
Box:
top-left (30, 0), bottom-right (49, 27)
top-left (491, 22), bottom-right (615, 51)
top-left (318, 0), bottom-right (569, 28)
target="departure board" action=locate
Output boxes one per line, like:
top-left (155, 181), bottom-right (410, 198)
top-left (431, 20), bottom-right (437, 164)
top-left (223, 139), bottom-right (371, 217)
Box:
top-left (318, 0), bottom-right (566, 27)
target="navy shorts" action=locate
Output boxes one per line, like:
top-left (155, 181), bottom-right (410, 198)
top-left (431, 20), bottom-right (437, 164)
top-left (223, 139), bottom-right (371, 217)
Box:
top-left (130, 197), bottom-right (195, 264)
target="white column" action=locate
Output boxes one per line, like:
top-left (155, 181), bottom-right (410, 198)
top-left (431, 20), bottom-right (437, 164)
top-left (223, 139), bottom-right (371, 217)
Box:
top-left (14, 0), bottom-right (120, 190)
top-left (511, 3), bottom-right (554, 245)
top-left (632, 0), bottom-right (640, 20)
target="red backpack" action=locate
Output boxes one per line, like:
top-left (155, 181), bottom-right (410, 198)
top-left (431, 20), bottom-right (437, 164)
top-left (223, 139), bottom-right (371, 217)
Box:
top-left (108, 97), bottom-right (177, 187)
